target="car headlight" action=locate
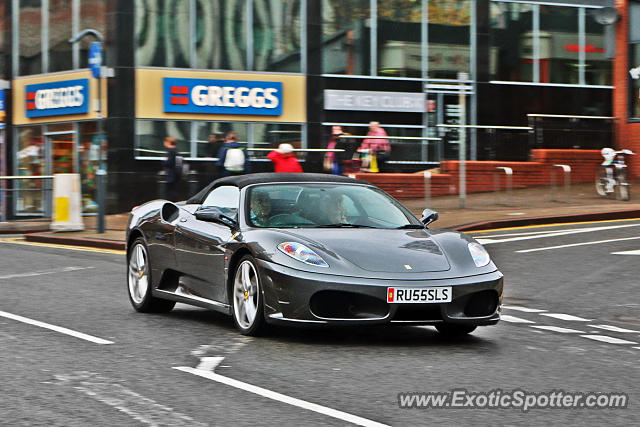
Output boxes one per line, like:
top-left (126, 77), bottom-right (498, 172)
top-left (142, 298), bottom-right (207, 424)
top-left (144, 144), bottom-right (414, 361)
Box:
top-left (468, 242), bottom-right (491, 267)
top-left (278, 242), bottom-right (329, 267)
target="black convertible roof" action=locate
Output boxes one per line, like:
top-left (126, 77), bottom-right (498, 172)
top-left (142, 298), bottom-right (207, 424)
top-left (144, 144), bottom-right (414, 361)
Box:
top-left (187, 173), bottom-right (370, 204)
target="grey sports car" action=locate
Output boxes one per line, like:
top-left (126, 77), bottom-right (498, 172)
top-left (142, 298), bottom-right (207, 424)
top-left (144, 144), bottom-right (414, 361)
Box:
top-left (126, 173), bottom-right (503, 336)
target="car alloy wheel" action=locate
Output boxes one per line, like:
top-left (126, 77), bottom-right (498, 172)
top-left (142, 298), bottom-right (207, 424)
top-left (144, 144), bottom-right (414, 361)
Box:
top-left (232, 256), bottom-right (265, 335)
top-left (127, 238), bottom-right (175, 313)
top-left (128, 242), bottom-right (149, 305)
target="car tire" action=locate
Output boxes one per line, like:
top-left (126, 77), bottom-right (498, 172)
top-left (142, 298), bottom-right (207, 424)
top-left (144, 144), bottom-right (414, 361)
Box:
top-left (435, 323), bottom-right (477, 337)
top-left (127, 238), bottom-right (176, 313)
top-left (231, 255), bottom-right (267, 336)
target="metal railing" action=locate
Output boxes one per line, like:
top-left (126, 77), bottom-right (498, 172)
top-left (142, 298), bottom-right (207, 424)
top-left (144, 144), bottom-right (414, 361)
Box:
top-left (527, 114), bottom-right (614, 152)
top-left (0, 175), bottom-right (54, 220)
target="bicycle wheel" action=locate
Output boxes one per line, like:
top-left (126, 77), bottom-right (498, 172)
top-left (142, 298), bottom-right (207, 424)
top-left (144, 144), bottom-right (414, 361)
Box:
top-left (595, 168), bottom-right (608, 197)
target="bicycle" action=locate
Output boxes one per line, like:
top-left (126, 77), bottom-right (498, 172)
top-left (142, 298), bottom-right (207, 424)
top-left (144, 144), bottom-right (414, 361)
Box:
top-left (595, 148), bottom-right (634, 201)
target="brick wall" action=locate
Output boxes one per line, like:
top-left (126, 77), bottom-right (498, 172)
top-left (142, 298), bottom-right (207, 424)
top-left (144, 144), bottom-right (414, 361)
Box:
top-left (353, 149), bottom-right (602, 199)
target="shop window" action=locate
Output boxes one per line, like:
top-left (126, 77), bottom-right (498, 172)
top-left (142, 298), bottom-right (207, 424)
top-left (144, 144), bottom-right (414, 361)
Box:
top-left (79, 122), bottom-right (102, 214)
top-left (428, 0), bottom-right (471, 80)
top-left (135, 0), bottom-right (191, 68)
top-left (253, 0), bottom-right (302, 72)
top-left (194, 122), bottom-right (249, 158)
top-left (377, 0), bottom-right (422, 78)
top-left (584, 15), bottom-right (611, 86)
top-left (490, 2), bottom-right (534, 82)
top-left (539, 6), bottom-right (580, 84)
top-left (135, 120), bottom-right (191, 158)
top-left (321, 0), bottom-right (371, 75)
top-left (15, 126), bottom-right (45, 214)
top-left (631, 44), bottom-right (640, 119)
top-left (49, 0), bottom-right (73, 72)
top-left (19, 0), bottom-right (43, 75)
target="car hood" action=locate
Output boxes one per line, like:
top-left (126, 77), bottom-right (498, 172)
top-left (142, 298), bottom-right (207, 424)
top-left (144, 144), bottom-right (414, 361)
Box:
top-left (259, 228), bottom-right (451, 273)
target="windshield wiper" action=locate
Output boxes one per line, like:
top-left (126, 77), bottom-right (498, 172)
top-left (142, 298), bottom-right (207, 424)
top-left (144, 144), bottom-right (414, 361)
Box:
top-left (319, 223), bottom-right (378, 228)
top-left (395, 224), bottom-right (425, 229)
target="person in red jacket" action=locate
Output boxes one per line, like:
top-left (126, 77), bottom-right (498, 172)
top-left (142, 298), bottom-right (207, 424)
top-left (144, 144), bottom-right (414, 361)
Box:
top-left (267, 143), bottom-right (303, 173)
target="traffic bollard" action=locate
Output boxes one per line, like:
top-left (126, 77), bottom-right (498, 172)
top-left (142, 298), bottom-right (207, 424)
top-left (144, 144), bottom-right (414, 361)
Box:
top-left (157, 170), bottom-right (167, 200)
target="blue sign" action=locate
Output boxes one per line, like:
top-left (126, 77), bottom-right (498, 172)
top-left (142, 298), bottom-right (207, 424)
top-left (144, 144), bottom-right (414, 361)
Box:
top-left (163, 78), bottom-right (283, 116)
top-left (88, 42), bottom-right (102, 79)
top-left (0, 89), bottom-right (5, 121)
top-left (25, 79), bottom-right (90, 118)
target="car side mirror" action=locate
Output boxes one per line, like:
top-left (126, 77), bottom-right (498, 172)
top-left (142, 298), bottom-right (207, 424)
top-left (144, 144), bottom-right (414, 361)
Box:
top-left (420, 209), bottom-right (439, 227)
top-left (195, 207), bottom-right (238, 229)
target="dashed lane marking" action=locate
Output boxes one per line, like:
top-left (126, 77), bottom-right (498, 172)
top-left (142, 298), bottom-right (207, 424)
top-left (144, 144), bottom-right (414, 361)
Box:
top-left (502, 305), bottom-right (547, 313)
top-left (0, 310), bottom-right (113, 345)
top-left (500, 314), bottom-right (535, 324)
top-left (540, 313), bottom-right (592, 322)
top-left (0, 266), bottom-right (94, 280)
top-left (530, 325), bottom-right (585, 334)
top-left (477, 223), bottom-right (640, 245)
top-left (0, 237), bottom-right (125, 255)
top-left (175, 357), bottom-right (390, 427)
top-left (590, 324), bottom-right (640, 333)
top-left (611, 249), bottom-right (640, 255)
top-left (515, 236), bottom-right (640, 253)
top-left (580, 335), bottom-right (638, 345)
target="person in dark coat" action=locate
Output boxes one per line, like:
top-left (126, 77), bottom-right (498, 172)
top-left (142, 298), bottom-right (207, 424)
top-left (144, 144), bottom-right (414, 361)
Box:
top-left (163, 136), bottom-right (180, 200)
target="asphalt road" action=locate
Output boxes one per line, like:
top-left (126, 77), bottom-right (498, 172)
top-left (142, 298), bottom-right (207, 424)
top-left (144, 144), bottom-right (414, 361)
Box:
top-left (1, 219), bottom-right (640, 426)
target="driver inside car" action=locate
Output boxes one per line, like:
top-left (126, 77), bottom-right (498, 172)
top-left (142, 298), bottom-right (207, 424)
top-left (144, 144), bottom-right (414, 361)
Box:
top-left (250, 191), bottom-right (272, 226)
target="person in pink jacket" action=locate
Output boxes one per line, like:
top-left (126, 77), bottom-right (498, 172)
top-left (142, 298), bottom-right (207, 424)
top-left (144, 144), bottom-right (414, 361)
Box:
top-left (267, 143), bottom-right (303, 173)
top-left (358, 121), bottom-right (391, 172)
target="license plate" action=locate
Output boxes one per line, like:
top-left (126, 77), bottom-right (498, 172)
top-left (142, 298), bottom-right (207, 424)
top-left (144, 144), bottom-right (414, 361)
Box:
top-left (387, 287), bottom-right (452, 303)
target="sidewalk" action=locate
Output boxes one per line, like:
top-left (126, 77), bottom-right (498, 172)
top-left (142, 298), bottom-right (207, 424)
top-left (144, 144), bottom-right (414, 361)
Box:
top-left (3, 182), bottom-right (640, 250)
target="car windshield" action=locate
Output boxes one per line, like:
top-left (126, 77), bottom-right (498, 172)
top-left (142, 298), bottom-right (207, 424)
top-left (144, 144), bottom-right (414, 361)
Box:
top-left (247, 183), bottom-right (421, 229)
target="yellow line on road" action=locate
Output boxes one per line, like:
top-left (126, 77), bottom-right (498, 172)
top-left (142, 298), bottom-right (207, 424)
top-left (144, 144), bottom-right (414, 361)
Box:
top-left (467, 217), bottom-right (640, 235)
top-left (0, 237), bottom-right (126, 255)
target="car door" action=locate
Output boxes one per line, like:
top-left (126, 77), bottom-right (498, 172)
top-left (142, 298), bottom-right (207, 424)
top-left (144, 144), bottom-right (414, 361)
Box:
top-left (174, 186), bottom-right (239, 302)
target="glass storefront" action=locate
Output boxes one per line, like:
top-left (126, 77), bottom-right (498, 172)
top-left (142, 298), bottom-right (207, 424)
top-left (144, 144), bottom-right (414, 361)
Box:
top-left (630, 2), bottom-right (640, 119)
top-left (136, 120), bottom-right (304, 162)
top-left (322, 0), bottom-right (371, 75)
top-left (428, 0), bottom-right (471, 79)
top-left (13, 122), bottom-right (101, 215)
top-left (490, 0), bottom-right (611, 86)
top-left (135, 0), bottom-right (302, 73)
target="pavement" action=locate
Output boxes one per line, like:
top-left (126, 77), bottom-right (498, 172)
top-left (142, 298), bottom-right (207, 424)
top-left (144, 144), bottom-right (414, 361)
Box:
top-left (2, 181), bottom-right (640, 250)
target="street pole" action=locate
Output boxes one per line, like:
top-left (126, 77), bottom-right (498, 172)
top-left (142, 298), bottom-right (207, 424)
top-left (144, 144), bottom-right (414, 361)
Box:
top-left (458, 72), bottom-right (468, 209)
top-left (69, 29), bottom-right (106, 233)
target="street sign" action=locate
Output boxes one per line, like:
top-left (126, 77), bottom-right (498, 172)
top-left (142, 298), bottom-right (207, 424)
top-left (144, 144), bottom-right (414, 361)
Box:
top-left (88, 42), bottom-right (102, 79)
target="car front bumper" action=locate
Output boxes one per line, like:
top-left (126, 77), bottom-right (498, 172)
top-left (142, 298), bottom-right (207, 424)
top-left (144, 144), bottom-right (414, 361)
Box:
top-left (257, 259), bottom-right (503, 327)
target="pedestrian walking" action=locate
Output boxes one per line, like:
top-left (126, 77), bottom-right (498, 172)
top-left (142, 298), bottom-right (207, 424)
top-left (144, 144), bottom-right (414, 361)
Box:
top-left (358, 121), bottom-right (391, 173)
top-left (324, 125), bottom-right (347, 175)
top-left (163, 136), bottom-right (183, 200)
top-left (267, 143), bottom-right (303, 173)
top-left (217, 130), bottom-right (251, 176)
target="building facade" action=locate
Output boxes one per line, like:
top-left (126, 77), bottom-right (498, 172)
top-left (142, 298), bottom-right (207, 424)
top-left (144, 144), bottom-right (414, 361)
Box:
top-left (0, 0), bottom-right (616, 216)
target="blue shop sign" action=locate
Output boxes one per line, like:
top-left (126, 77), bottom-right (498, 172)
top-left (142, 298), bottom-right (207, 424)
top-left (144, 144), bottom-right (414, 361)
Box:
top-left (0, 89), bottom-right (5, 122)
top-left (25, 79), bottom-right (90, 118)
top-left (163, 77), bottom-right (282, 116)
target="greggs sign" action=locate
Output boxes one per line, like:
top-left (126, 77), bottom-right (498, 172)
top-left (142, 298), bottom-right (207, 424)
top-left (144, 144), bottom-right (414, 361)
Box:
top-left (163, 77), bottom-right (282, 116)
top-left (25, 79), bottom-right (89, 118)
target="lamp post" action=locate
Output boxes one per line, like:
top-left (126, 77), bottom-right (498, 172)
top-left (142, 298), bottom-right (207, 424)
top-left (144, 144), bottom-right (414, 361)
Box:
top-left (69, 29), bottom-right (106, 233)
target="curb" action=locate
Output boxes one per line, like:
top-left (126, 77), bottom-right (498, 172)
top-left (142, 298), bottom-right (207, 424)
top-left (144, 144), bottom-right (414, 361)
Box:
top-left (24, 233), bottom-right (126, 251)
top-left (451, 208), bottom-right (640, 232)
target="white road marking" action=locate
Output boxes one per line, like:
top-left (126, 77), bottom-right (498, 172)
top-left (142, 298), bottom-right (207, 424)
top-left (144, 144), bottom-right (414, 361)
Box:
top-left (516, 236), bottom-right (640, 253)
top-left (590, 324), bottom-right (640, 333)
top-left (540, 313), bottom-right (592, 322)
top-left (54, 372), bottom-right (204, 426)
top-left (580, 335), bottom-right (638, 345)
top-left (502, 305), bottom-right (547, 313)
top-left (530, 325), bottom-right (585, 334)
top-left (611, 249), bottom-right (640, 255)
top-left (500, 314), bottom-right (535, 324)
top-left (0, 311), bottom-right (113, 345)
top-left (174, 357), bottom-right (390, 427)
top-left (477, 223), bottom-right (640, 245)
top-left (0, 237), bottom-right (125, 254)
top-left (0, 266), bottom-right (94, 280)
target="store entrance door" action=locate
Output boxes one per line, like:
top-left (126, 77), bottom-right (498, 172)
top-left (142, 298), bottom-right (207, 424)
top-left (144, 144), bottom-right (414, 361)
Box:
top-left (427, 92), bottom-right (472, 161)
top-left (45, 131), bottom-right (77, 175)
